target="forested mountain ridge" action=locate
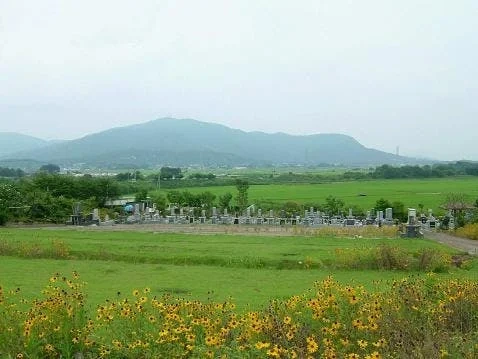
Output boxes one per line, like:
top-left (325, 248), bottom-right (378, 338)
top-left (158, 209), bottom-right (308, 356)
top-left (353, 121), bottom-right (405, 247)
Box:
top-left (2, 118), bottom-right (412, 167)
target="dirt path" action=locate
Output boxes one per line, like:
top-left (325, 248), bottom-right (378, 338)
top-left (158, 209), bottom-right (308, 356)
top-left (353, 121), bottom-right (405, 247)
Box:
top-left (423, 230), bottom-right (478, 255)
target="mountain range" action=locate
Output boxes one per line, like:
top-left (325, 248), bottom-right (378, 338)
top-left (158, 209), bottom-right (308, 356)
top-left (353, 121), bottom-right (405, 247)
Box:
top-left (0, 118), bottom-right (415, 169)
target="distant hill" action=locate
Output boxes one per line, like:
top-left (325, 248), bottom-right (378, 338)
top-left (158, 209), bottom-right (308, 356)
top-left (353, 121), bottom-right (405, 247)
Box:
top-left (2, 118), bottom-right (415, 168)
top-left (0, 132), bottom-right (49, 157)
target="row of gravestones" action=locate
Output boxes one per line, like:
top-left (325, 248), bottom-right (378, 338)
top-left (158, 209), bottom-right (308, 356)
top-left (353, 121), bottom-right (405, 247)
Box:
top-left (118, 206), bottom-right (402, 227)
top-left (80, 204), bottom-right (443, 231)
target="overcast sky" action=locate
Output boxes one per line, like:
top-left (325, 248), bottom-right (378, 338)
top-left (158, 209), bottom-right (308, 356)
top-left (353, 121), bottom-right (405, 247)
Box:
top-left (0, 0), bottom-right (477, 160)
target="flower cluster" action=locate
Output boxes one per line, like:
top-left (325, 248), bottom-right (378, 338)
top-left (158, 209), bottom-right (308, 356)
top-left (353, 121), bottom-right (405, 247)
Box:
top-left (0, 273), bottom-right (477, 358)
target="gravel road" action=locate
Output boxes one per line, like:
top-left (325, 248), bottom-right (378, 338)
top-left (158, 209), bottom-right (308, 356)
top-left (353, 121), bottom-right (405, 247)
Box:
top-left (424, 230), bottom-right (478, 255)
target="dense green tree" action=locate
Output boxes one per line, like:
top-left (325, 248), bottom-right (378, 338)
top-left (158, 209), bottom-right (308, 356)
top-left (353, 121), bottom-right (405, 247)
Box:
top-left (167, 190), bottom-right (184, 205)
top-left (281, 201), bottom-right (301, 217)
top-left (235, 179), bottom-right (249, 210)
top-left (323, 196), bottom-right (344, 216)
top-left (218, 192), bottom-right (233, 211)
top-left (0, 167), bottom-right (25, 178)
top-left (189, 172), bottom-right (216, 180)
top-left (197, 191), bottom-right (216, 210)
top-left (391, 201), bottom-right (407, 222)
top-left (150, 193), bottom-right (167, 212)
top-left (135, 189), bottom-right (148, 202)
top-left (182, 191), bottom-right (200, 207)
top-left (27, 191), bottom-right (73, 223)
top-left (0, 183), bottom-right (23, 225)
top-left (160, 167), bottom-right (183, 180)
top-left (374, 198), bottom-right (392, 213)
top-left (39, 163), bottom-right (61, 173)
top-left (115, 171), bottom-right (143, 181)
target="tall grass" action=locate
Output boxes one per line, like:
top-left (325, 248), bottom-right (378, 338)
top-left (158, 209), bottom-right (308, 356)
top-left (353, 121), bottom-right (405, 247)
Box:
top-left (455, 223), bottom-right (478, 240)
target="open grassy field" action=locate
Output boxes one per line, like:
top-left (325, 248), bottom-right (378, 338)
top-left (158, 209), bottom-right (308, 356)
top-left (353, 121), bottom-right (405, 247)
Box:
top-left (1, 227), bottom-right (477, 358)
top-left (161, 177), bottom-right (478, 213)
top-left (1, 228), bottom-right (476, 310)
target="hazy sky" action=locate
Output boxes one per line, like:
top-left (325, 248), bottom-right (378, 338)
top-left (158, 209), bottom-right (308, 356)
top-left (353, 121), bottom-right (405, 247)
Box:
top-left (1, 0), bottom-right (477, 160)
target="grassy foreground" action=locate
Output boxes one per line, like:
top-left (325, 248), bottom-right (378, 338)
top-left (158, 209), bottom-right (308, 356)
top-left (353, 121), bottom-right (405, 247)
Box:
top-left (0, 228), bottom-right (477, 358)
top-left (0, 228), bottom-right (477, 309)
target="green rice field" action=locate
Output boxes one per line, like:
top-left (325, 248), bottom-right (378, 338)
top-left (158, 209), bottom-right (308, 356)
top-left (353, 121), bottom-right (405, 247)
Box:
top-left (162, 177), bottom-right (478, 214)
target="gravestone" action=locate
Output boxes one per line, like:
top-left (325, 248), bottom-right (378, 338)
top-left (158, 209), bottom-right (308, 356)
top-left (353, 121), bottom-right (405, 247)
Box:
top-left (385, 208), bottom-right (393, 221)
top-left (402, 208), bottom-right (422, 237)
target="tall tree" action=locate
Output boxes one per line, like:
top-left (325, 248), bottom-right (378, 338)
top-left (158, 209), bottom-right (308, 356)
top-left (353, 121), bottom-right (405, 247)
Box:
top-left (235, 179), bottom-right (249, 210)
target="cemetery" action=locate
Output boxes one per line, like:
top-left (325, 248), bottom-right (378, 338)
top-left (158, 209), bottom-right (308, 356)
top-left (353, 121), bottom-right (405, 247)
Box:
top-left (69, 201), bottom-right (447, 238)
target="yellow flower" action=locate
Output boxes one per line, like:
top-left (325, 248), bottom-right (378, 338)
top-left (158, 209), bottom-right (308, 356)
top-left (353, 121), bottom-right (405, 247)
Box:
top-left (357, 339), bottom-right (368, 349)
top-left (373, 338), bottom-right (386, 347)
top-left (340, 338), bottom-right (350, 346)
top-left (283, 316), bottom-right (292, 325)
top-left (307, 340), bottom-right (319, 354)
top-left (255, 341), bottom-right (270, 349)
top-left (132, 289), bottom-right (140, 296)
top-left (205, 335), bottom-right (216, 346)
top-left (266, 345), bottom-right (281, 358)
top-left (323, 337), bottom-right (332, 347)
top-left (352, 319), bottom-right (362, 328)
top-left (369, 322), bottom-right (379, 331)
